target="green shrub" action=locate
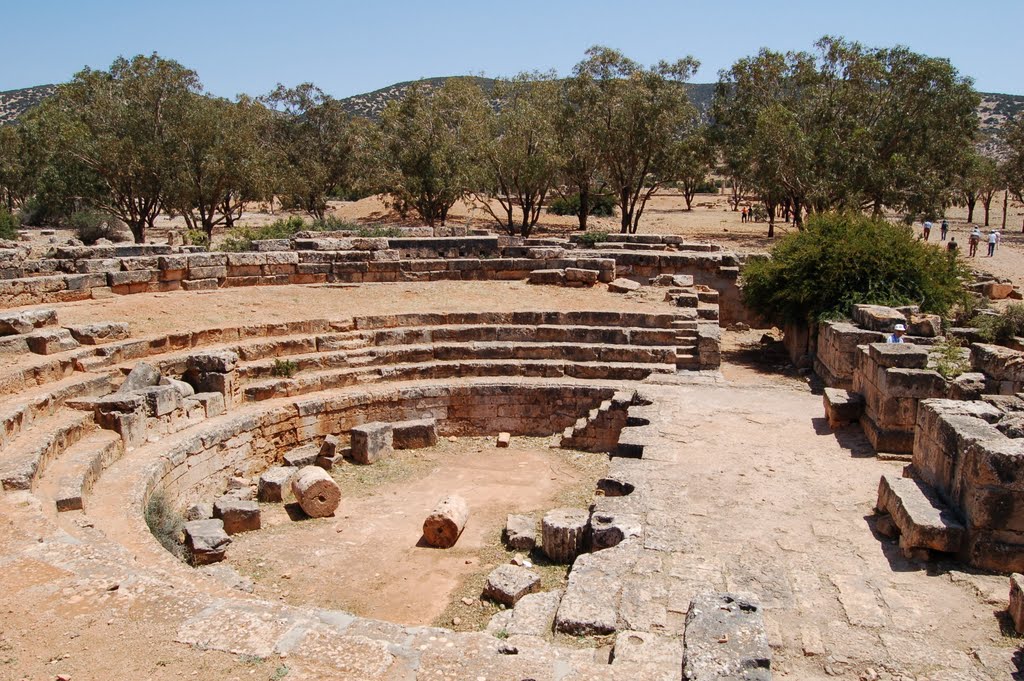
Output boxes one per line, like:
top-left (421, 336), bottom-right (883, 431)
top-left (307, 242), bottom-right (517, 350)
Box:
top-left (547, 193), bottom-right (616, 217)
top-left (219, 215), bottom-right (395, 251)
top-left (972, 303), bottom-right (1024, 344)
top-left (144, 492), bottom-right (185, 561)
top-left (933, 335), bottom-right (970, 379)
top-left (742, 212), bottom-right (968, 325)
top-left (185, 229), bottom-right (210, 249)
top-left (353, 225), bottom-right (402, 238)
top-left (69, 210), bottom-right (127, 245)
top-left (576, 231), bottom-right (612, 247)
top-left (271, 358), bottom-right (298, 378)
top-left (0, 208), bottom-right (20, 240)
top-left (948, 295), bottom-right (989, 328)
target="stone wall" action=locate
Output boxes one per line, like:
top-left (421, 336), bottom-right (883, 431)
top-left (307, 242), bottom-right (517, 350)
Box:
top-left (143, 382), bottom-right (614, 511)
top-left (815, 322), bottom-right (887, 389)
top-left (912, 398), bottom-right (1024, 572)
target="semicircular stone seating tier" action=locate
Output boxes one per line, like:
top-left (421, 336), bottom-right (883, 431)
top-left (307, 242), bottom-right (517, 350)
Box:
top-left (0, 306), bottom-right (756, 679)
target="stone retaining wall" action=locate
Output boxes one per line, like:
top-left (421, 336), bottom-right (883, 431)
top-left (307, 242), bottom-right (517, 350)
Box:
top-left (144, 382), bottom-right (614, 511)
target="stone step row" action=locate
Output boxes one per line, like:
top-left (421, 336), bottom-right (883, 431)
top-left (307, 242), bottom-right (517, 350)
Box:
top-left (0, 409), bottom-right (94, 492)
top-left (244, 360), bottom-right (671, 403)
top-left (560, 391), bottom-right (636, 451)
top-left (875, 473), bottom-right (965, 559)
top-left (54, 430), bottom-right (125, 511)
top-left (238, 342), bottom-right (677, 380)
top-left (0, 373), bottom-right (111, 455)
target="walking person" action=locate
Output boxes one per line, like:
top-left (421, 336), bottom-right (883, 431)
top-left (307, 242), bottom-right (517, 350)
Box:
top-left (947, 237), bottom-right (958, 254)
top-left (969, 226), bottom-right (981, 257)
top-left (987, 229), bottom-right (998, 257)
top-left (922, 220), bottom-right (932, 241)
top-left (741, 207), bottom-right (747, 223)
top-left (940, 219), bottom-right (949, 241)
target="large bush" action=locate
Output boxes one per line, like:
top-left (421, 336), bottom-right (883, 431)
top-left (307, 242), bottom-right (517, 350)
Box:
top-left (69, 210), bottom-right (128, 245)
top-left (219, 215), bottom-right (366, 252)
top-left (741, 212), bottom-right (967, 324)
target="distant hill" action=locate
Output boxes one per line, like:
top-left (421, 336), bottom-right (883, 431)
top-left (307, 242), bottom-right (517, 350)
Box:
top-left (1, 78), bottom-right (1020, 153)
top-left (0, 84), bottom-right (57, 125)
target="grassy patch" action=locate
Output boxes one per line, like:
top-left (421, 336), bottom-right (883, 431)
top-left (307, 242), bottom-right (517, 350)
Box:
top-left (145, 491), bottom-right (185, 561)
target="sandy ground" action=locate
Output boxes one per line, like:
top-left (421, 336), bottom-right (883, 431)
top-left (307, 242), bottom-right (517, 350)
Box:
top-left (228, 437), bottom-right (604, 627)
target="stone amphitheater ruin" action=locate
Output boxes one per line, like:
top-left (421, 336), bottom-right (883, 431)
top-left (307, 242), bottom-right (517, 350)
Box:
top-left (2, 228), bottom-right (1024, 680)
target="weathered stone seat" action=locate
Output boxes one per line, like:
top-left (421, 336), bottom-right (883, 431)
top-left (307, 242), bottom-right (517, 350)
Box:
top-left (54, 430), bottom-right (124, 511)
top-left (823, 387), bottom-right (864, 428)
top-left (0, 410), bottom-right (93, 491)
top-left (875, 473), bottom-right (965, 555)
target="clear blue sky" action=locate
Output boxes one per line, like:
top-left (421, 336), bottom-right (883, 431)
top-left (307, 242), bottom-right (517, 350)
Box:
top-left (2, 0), bottom-right (1023, 96)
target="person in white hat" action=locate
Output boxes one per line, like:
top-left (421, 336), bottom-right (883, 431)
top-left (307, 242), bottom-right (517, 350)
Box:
top-left (888, 323), bottom-right (907, 344)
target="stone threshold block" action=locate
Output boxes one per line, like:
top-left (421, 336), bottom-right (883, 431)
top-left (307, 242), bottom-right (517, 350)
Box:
top-left (683, 591), bottom-right (771, 681)
top-left (875, 474), bottom-right (965, 557)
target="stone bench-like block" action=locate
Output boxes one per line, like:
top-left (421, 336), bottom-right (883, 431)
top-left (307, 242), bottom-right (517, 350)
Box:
top-left (213, 498), bottom-right (261, 535)
top-left (184, 519), bottom-right (231, 565)
top-left (257, 466), bottom-right (295, 502)
top-left (282, 443), bottom-right (319, 468)
top-left (876, 474), bottom-right (964, 554)
top-left (823, 388), bottom-right (864, 428)
top-left (505, 514), bottom-right (536, 551)
top-left (391, 418), bottom-right (437, 449)
top-left (853, 304), bottom-right (907, 332)
top-left (350, 421), bottom-right (393, 464)
top-left (0, 307), bottom-right (58, 335)
top-left (867, 342), bottom-right (930, 369)
top-left (683, 592), bottom-right (771, 681)
top-left (483, 564), bottom-right (540, 606)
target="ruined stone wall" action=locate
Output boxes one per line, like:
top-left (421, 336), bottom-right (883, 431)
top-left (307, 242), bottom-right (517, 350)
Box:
top-left (815, 322), bottom-right (887, 389)
top-left (913, 398), bottom-right (1024, 572)
top-left (144, 383), bottom-right (614, 510)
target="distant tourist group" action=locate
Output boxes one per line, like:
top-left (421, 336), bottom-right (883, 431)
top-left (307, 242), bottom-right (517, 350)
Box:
top-left (921, 219), bottom-right (1001, 258)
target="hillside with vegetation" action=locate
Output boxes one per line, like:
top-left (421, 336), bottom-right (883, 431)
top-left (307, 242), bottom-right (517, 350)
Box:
top-left (0, 84), bottom-right (57, 125)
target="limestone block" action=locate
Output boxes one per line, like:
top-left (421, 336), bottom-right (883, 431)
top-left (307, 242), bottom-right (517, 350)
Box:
top-left (184, 519), bottom-right (231, 565)
top-left (875, 474), bottom-right (964, 553)
top-left (867, 343), bottom-right (930, 369)
top-left (391, 418), bottom-right (437, 449)
top-left (483, 564), bottom-right (540, 606)
top-left (1010, 574), bottom-right (1024, 634)
top-left (134, 385), bottom-right (180, 417)
top-left (608, 278), bottom-right (641, 293)
top-left (213, 498), bottom-right (261, 535)
top-left (998, 415), bottom-right (1024, 439)
top-left (258, 466), bottom-right (295, 502)
top-left (160, 376), bottom-right (195, 398)
top-left (118, 362), bottom-right (161, 393)
top-left (182, 278), bottom-right (219, 291)
top-left (554, 547), bottom-right (626, 635)
top-left (496, 432), bottom-right (511, 448)
top-left (907, 313), bottom-right (942, 337)
top-left (852, 304), bottom-right (907, 332)
top-left (192, 392), bottom-right (225, 418)
top-left (983, 281), bottom-right (1015, 300)
top-left (590, 511), bottom-right (642, 550)
top-left (350, 422), bottom-right (393, 464)
top-left (972, 343), bottom-right (1024, 384)
top-left (185, 502), bottom-right (213, 521)
top-left (564, 268), bottom-right (599, 286)
top-left (283, 443), bottom-right (319, 468)
top-left (0, 308), bottom-right (57, 335)
top-left (25, 328), bottom-right (79, 354)
top-left (505, 514), bottom-right (536, 551)
top-left (67, 321), bottom-right (130, 345)
top-left (527, 269), bottom-right (565, 285)
top-left (188, 351), bottom-right (239, 374)
top-left (948, 372), bottom-right (987, 401)
top-left (823, 388), bottom-right (864, 428)
top-left (504, 589), bottom-right (564, 637)
top-left (682, 592), bottom-right (771, 681)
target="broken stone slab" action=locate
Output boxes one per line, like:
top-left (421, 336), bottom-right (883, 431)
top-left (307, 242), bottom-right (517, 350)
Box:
top-left (0, 308), bottom-right (57, 335)
top-left (998, 415), bottom-right (1024, 439)
top-left (160, 376), bottom-right (195, 398)
top-left (350, 422), bottom-right (393, 464)
top-left (183, 519), bottom-right (231, 565)
top-left (258, 466), bottom-right (295, 502)
top-left (852, 304), bottom-right (907, 332)
top-left (191, 392), bottom-right (225, 418)
top-left (117, 362), bottom-right (161, 394)
top-left (527, 269), bottom-right (565, 285)
top-left (25, 328), bottom-right (79, 355)
top-left (505, 514), bottom-right (537, 551)
top-left (505, 589), bottom-right (563, 637)
top-left (483, 564), bottom-right (541, 606)
top-left (612, 630), bottom-right (684, 667)
top-left (1010, 573), bottom-right (1024, 634)
top-left (608, 278), bottom-right (642, 293)
top-left (198, 563), bottom-right (254, 593)
top-left (392, 418), bottom-right (437, 449)
top-left (650, 274), bottom-right (695, 287)
top-left (906, 314), bottom-right (941, 337)
top-left (316, 434), bottom-right (342, 469)
top-left (66, 321), bottom-right (130, 345)
top-left (682, 591), bottom-right (771, 681)
top-left (283, 443), bottom-right (319, 468)
top-left (590, 511), bottom-right (642, 551)
top-left (213, 498), bottom-right (261, 535)
top-left (185, 502), bottom-right (213, 521)
top-left (564, 268), bottom-right (599, 286)
top-left (554, 545), bottom-right (630, 635)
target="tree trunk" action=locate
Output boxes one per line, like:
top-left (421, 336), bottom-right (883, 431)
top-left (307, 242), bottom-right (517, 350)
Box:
top-left (792, 198), bottom-right (803, 230)
top-left (983, 197), bottom-right (992, 227)
top-left (577, 187), bottom-right (589, 231)
top-left (128, 219), bottom-right (146, 244)
top-left (966, 195), bottom-right (976, 223)
top-left (1002, 189), bottom-right (1009, 230)
top-left (290, 466), bottom-right (341, 518)
top-left (422, 495), bottom-right (469, 548)
top-left (766, 200), bottom-right (777, 239)
top-left (619, 189), bottom-right (631, 234)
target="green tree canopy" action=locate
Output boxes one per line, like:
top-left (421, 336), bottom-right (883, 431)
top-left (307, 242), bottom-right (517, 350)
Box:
top-left (372, 78), bottom-right (489, 227)
top-left (741, 212), bottom-right (967, 325)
